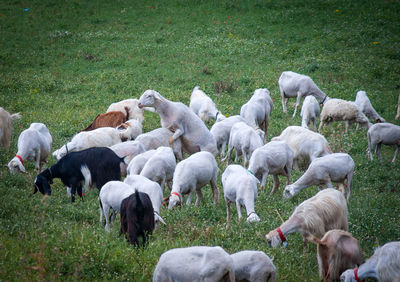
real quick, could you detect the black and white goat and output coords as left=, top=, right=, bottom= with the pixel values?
left=34, top=147, right=125, bottom=202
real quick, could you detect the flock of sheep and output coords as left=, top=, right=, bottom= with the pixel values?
left=1, top=70, right=400, bottom=281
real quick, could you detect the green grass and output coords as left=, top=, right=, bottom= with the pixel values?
left=1, top=0, right=400, bottom=280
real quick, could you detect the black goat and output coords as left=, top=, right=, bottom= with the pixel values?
left=120, top=191, right=155, bottom=247
left=34, top=147, right=125, bottom=202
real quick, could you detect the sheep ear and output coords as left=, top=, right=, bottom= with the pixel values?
left=18, top=163, right=26, bottom=173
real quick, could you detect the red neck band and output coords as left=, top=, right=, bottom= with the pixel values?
left=276, top=227, right=287, bottom=243
left=354, top=268, right=361, bottom=282
left=15, top=155, right=24, bottom=165
left=171, top=192, right=181, bottom=201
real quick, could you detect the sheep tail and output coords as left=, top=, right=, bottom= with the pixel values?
left=305, top=232, right=324, bottom=245
left=124, top=106, right=130, bottom=120
left=80, top=165, right=92, bottom=189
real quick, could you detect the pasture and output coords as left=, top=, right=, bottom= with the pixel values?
left=1, top=0, right=399, bottom=280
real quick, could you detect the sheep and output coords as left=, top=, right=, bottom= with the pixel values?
left=138, top=89, right=218, bottom=156
left=354, top=90, right=385, bottom=123
left=135, top=127, right=183, bottom=160
left=168, top=151, right=219, bottom=209
left=116, top=118, right=142, bottom=140
left=222, top=121, right=264, bottom=167
left=80, top=110, right=129, bottom=132
left=120, top=191, right=155, bottom=247
left=319, top=98, right=372, bottom=132
left=340, top=241, right=400, bottom=282
left=278, top=71, right=329, bottom=117
left=248, top=140, right=294, bottom=193
left=152, top=246, right=235, bottom=282
left=265, top=188, right=348, bottom=252
left=210, top=115, right=248, bottom=157
left=240, top=88, right=273, bottom=139
left=139, top=146, right=176, bottom=192
left=271, top=126, right=332, bottom=170
left=109, top=141, right=145, bottom=176
left=106, top=98, right=154, bottom=124
left=230, top=250, right=276, bottom=282
left=8, top=123, right=52, bottom=173
left=396, top=94, right=400, bottom=120
left=283, top=153, right=355, bottom=200
left=0, top=107, right=20, bottom=149
left=126, top=149, right=156, bottom=175
left=189, top=86, right=226, bottom=123
left=222, top=164, right=260, bottom=223
left=307, top=229, right=362, bottom=281
left=300, top=95, right=320, bottom=131
left=34, top=147, right=125, bottom=202
left=367, top=122, right=400, bottom=163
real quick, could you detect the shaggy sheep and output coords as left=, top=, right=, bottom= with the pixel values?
left=230, top=250, right=276, bottom=282
left=189, top=86, right=226, bottom=123
left=354, top=90, right=385, bottom=123
left=0, top=107, right=20, bottom=149
left=300, top=95, right=320, bottom=131
left=367, top=122, right=400, bottom=163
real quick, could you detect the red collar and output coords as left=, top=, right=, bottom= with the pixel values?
left=15, top=155, right=24, bottom=165
left=171, top=192, right=181, bottom=201
left=276, top=227, right=287, bottom=243
left=354, top=268, right=361, bottom=282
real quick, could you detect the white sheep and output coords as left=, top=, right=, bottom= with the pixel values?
left=139, top=146, right=176, bottom=192
left=135, top=127, right=183, bottom=160
left=106, top=98, right=154, bottom=124
left=138, top=89, right=218, bottom=156
left=240, top=88, right=273, bottom=139
left=189, top=86, right=226, bottom=123
left=319, top=98, right=372, bottom=132
left=340, top=241, right=400, bottom=282
left=248, top=140, right=294, bottom=193
left=109, top=141, right=146, bottom=176
left=210, top=115, right=248, bottom=157
left=8, top=123, right=52, bottom=173
left=153, top=246, right=235, bottom=282
left=367, top=122, right=400, bottom=163
left=126, top=149, right=156, bottom=175
left=222, top=122, right=264, bottom=167
left=300, top=95, right=320, bottom=131
left=354, top=90, right=385, bottom=123
left=230, top=250, right=276, bottom=282
left=396, top=94, right=400, bottom=120
left=265, top=188, right=348, bottom=251
left=116, top=118, right=142, bottom=140
left=168, top=151, right=219, bottom=209
left=271, top=126, right=332, bottom=170
left=278, top=71, right=329, bottom=117
left=0, top=107, right=20, bottom=149
left=222, top=164, right=260, bottom=223
left=283, top=153, right=354, bottom=200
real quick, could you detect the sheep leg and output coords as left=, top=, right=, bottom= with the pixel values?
left=70, top=185, right=77, bottom=203
left=226, top=199, right=231, bottom=222
left=376, top=143, right=382, bottom=161
left=234, top=149, right=239, bottom=163
left=292, top=92, right=302, bottom=118
left=260, top=173, right=267, bottom=191
left=167, top=180, right=173, bottom=191
left=236, top=200, right=243, bottom=221
left=34, top=149, right=41, bottom=172
left=220, top=142, right=226, bottom=157
left=302, top=237, right=308, bottom=254
left=271, top=175, right=280, bottom=194
left=186, top=191, right=194, bottom=205
left=392, top=145, right=399, bottom=163
left=344, top=121, right=349, bottom=133
left=222, top=145, right=232, bottom=164
left=195, top=189, right=203, bottom=207
left=243, top=152, right=248, bottom=168
left=210, top=178, right=219, bottom=204
left=104, top=205, right=111, bottom=231
left=169, top=129, right=183, bottom=147
left=281, top=92, right=288, bottom=113
left=318, top=120, right=325, bottom=132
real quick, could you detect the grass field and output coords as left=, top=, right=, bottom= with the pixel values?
left=1, top=0, right=400, bottom=280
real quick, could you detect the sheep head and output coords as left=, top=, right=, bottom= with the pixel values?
left=8, top=157, right=26, bottom=174
left=339, top=269, right=357, bottom=282
left=265, top=228, right=287, bottom=248
left=283, top=185, right=296, bottom=199
left=138, top=89, right=160, bottom=109
left=168, top=192, right=181, bottom=210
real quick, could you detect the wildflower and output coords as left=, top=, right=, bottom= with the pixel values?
left=335, top=9, right=340, bottom=12
left=373, top=41, right=379, bottom=45
left=228, top=33, right=233, bottom=38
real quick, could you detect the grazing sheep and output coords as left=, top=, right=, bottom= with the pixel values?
left=223, top=122, right=264, bottom=167
left=126, top=150, right=156, bottom=175
left=340, top=241, right=400, bottom=282
left=278, top=71, right=329, bottom=117
left=248, top=140, right=294, bottom=193
left=283, top=153, right=355, bottom=200
left=300, top=95, right=320, bottom=131
left=139, top=146, right=176, bottom=192
left=135, top=127, right=183, bottom=160
left=152, top=246, right=235, bottom=282
left=308, top=229, right=362, bottom=281
left=319, top=98, right=372, bottom=132
left=0, top=107, right=20, bottom=149
left=367, top=122, right=400, bottom=163
left=116, top=118, right=143, bottom=140
left=210, top=115, right=248, bottom=157
left=168, top=151, right=219, bottom=209
left=8, top=123, right=52, bottom=173
left=80, top=110, right=129, bottom=132
left=189, top=86, right=226, bottom=123
left=354, top=90, right=385, bottom=123
left=222, top=164, right=260, bottom=223
left=106, top=98, right=154, bottom=124
left=138, top=89, right=218, bottom=156
left=271, top=126, right=332, bottom=170
left=396, top=94, right=400, bottom=120
left=240, top=88, right=273, bottom=139
left=120, top=191, right=155, bottom=246
left=265, top=189, right=348, bottom=252
left=230, top=250, right=276, bottom=282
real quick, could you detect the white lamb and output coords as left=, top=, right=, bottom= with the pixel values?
left=240, top=88, right=273, bottom=139
left=0, top=107, right=20, bottom=149
left=8, top=123, right=52, bottom=173
left=126, top=150, right=156, bottom=175
left=116, top=118, right=142, bottom=140
left=106, top=98, right=154, bottom=124
left=340, top=241, right=400, bottom=282
left=230, top=251, right=276, bottom=282
left=300, top=95, right=320, bottom=131
left=271, top=126, right=332, bottom=170
left=222, top=122, right=264, bottom=167
left=319, top=98, right=372, bottom=132
left=265, top=188, right=348, bottom=251
left=189, top=86, right=226, bottom=123
left=248, top=140, right=294, bottom=193
left=354, top=90, right=385, bottom=123
left=284, top=153, right=354, bottom=200
left=222, top=164, right=260, bottom=223
left=152, top=246, right=235, bottom=282
left=278, top=71, right=329, bottom=117
left=367, top=122, right=400, bottom=163
left=168, top=151, right=219, bottom=209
